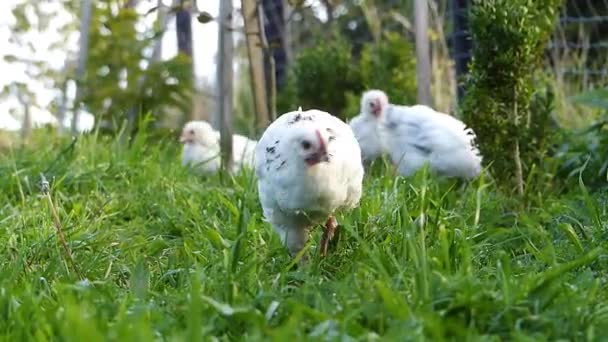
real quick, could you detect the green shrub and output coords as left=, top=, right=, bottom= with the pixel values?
left=84, top=4, right=192, bottom=131
left=279, top=33, right=417, bottom=121
left=462, top=0, right=562, bottom=193
left=360, top=32, right=417, bottom=106
left=276, top=72, right=298, bottom=118
left=342, top=32, right=417, bottom=119
left=277, top=39, right=362, bottom=120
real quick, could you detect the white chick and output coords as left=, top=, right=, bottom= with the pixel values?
left=255, top=108, right=364, bottom=259
left=349, top=89, right=390, bottom=162
left=180, top=120, right=256, bottom=174
left=370, top=91, right=482, bottom=179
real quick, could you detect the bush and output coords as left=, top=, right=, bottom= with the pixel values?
left=277, top=40, right=363, bottom=120
left=342, top=32, right=417, bottom=119
left=360, top=32, right=417, bottom=106
left=279, top=33, right=417, bottom=121
left=84, top=4, right=192, bottom=131
left=462, top=0, right=562, bottom=193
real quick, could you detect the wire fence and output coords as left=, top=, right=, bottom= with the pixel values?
left=548, top=0, right=608, bottom=84
left=449, top=0, right=608, bottom=99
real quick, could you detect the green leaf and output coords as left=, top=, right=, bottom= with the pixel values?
left=557, top=223, right=584, bottom=254
left=202, top=227, right=231, bottom=250
left=3, top=55, right=19, bottom=63
left=196, top=12, right=214, bottom=24
left=201, top=295, right=248, bottom=316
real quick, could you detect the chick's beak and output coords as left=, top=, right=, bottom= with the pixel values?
left=305, top=130, right=330, bottom=166
left=179, top=132, right=190, bottom=143
left=305, top=151, right=329, bottom=166
left=371, top=99, right=382, bottom=117
left=307, top=152, right=329, bottom=164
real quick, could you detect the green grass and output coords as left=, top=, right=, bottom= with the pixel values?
left=0, top=130, right=606, bottom=341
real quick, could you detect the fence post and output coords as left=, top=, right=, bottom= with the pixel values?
left=414, top=0, right=432, bottom=106
left=217, top=0, right=234, bottom=171
left=176, top=0, right=193, bottom=57
left=451, top=0, right=472, bottom=103
left=242, top=0, right=270, bottom=132
left=151, top=0, right=167, bottom=63
left=261, top=0, right=288, bottom=90
left=57, top=70, right=69, bottom=134
left=72, top=0, right=93, bottom=135
left=16, top=90, right=31, bottom=141
left=176, top=0, right=197, bottom=124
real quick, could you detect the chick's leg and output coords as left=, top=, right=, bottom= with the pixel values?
left=282, top=227, right=310, bottom=261
left=319, top=216, right=338, bottom=257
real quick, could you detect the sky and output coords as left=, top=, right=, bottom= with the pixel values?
left=0, top=0, right=221, bottom=122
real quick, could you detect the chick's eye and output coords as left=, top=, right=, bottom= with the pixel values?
left=301, top=140, right=311, bottom=150
left=189, top=129, right=195, bottom=134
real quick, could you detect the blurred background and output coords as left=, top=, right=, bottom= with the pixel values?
left=0, top=0, right=606, bottom=138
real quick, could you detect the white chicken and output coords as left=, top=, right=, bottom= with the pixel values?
left=180, top=120, right=256, bottom=174
left=365, top=90, right=482, bottom=179
left=349, top=90, right=390, bottom=162
left=0, top=112, right=21, bottom=131
left=28, top=106, right=59, bottom=128
left=255, top=107, right=364, bottom=259
left=62, top=109, right=96, bottom=133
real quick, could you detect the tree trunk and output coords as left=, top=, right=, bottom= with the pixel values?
left=72, top=0, right=93, bottom=135
left=218, top=0, right=234, bottom=171
left=261, top=0, right=288, bottom=90
left=258, top=4, right=277, bottom=121
left=147, top=0, right=168, bottom=123
left=176, top=0, right=196, bottom=123
left=20, top=98, right=31, bottom=142
left=321, top=0, right=334, bottom=27
left=451, top=0, right=472, bottom=102
left=152, top=0, right=167, bottom=62
left=242, top=0, right=270, bottom=132
left=124, top=0, right=141, bottom=142
left=176, top=0, right=193, bottom=57
left=57, top=72, right=69, bottom=134
left=414, top=0, right=431, bottom=106
left=513, top=139, right=524, bottom=196
left=513, top=100, right=524, bottom=196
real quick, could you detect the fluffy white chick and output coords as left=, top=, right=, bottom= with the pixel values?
left=180, top=121, right=222, bottom=173
left=349, top=90, right=390, bottom=162
left=374, top=91, right=482, bottom=179
left=255, top=108, right=364, bottom=259
left=180, top=120, right=256, bottom=174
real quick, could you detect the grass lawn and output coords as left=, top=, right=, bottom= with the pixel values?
left=0, top=131, right=606, bottom=340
